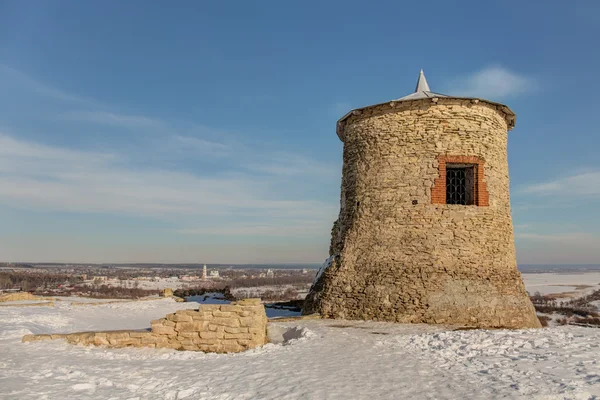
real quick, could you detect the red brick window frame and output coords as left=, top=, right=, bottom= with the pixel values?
left=431, top=155, right=489, bottom=206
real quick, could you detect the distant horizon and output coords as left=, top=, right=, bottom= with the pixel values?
left=4, top=261, right=600, bottom=272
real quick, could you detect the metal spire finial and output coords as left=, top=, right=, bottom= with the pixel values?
left=415, top=69, right=431, bottom=93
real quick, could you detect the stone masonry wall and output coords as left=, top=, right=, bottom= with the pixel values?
left=303, top=98, right=540, bottom=329
left=22, top=299, right=267, bottom=353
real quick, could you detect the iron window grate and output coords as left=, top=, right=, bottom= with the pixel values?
left=446, top=168, right=469, bottom=205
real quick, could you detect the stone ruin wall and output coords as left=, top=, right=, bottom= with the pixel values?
left=0, top=292, right=44, bottom=302
left=304, top=98, right=540, bottom=328
left=22, top=299, right=268, bottom=353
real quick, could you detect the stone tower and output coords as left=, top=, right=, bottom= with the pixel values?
left=304, top=71, right=540, bottom=329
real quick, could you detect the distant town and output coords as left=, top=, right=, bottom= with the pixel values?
left=0, top=262, right=319, bottom=301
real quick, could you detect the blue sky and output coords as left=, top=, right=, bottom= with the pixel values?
left=0, top=0, right=599, bottom=264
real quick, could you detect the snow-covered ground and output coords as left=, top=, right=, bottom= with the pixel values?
left=53, top=296, right=131, bottom=304
left=0, top=300, right=53, bottom=305
left=522, top=272, right=600, bottom=297
left=1, top=298, right=600, bottom=399
left=86, top=277, right=191, bottom=291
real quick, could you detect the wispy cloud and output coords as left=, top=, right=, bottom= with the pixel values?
left=0, top=65, right=340, bottom=249
left=0, top=133, right=338, bottom=235
left=447, top=66, right=536, bottom=100
left=0, top=64, right=90, bottom=103
left=59, top=111, right=162, bottom=128
left=520, top=170, right=600, bottom=197
left=0, top=134, right=114, bottom=162
left=173, top=135, right=230, bottom=156
left=1, top=65, right=168, bottom=131
left=244, top=153, right=338, bottom=178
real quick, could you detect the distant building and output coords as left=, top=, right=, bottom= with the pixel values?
left=266, top=269, right=274, bottom=278
left=209, top=270, right=219, bottom=278
left=202, top=264, right=207, bottom=280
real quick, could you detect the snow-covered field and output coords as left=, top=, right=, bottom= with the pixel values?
left=53, top=296, right=131, bottom=304
left=89, top=277, right=192, bottom=291
left=522, top=272, right=600, bottom=297
left=1, top=298, right=600, bottom=399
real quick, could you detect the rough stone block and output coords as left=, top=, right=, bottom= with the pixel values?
left=219, top=305, right=243, bottom=313
left=152, top=325, right=176, bottom=336
left=166, top=313, right=192, bottom=323
left=178, top=338, right=194, bottom=346
left=198, top=344, right=220, bottom=353
left=22, top=334, right=51, bottom=342
left=212, top=310, right=234, bottom=318
left=68, top=332, right=95, bottom=345
left=50, top=334, right=67, bottom=340
left=117, top=339, right=141, bottom=347
left=175, top=322, right=194, bottom=332
left=192, top=321, right=209, bottom=331
left=238, top=317, right=254, bottom=327
left=236, top=299, right=261, bottom=306
left=178, top=331, right=199, bottom=338
left=141, top=336, right=159, bottom=344
left=193, top=337, right=219, bottom=345
left=224, top=327, right=248, bottom=334
left=130, top=331, right=152, bottom=338
left=191, top=312, right=213, bottom=321
left=220, top=340, right=243, bottom=353
left=198, top=304, right=221, bottom=312
left=199, top=331, right=219, bottom=339
left=223, top=333, right=252, bottom=340
left=164, top=342, right=182, bottom=350
left=210, top=317, right=240, bottom=328
left=94, top=336, right=110, bottom=346
left=176, top=309, right=195, bottom=315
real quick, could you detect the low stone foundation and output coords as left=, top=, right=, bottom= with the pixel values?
left=22, top=299, right=267, bottom=353
left=0, top=292, right=45, bottom=302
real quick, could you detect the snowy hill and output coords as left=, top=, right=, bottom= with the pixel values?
left=1, top=298, right=599, bottom=399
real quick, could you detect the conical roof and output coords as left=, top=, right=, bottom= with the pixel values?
left=415, top=69, right=430, bottom=91
left=397, top=70, right=448, bottom=100
left=336, top=69, right=516, bottom=140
